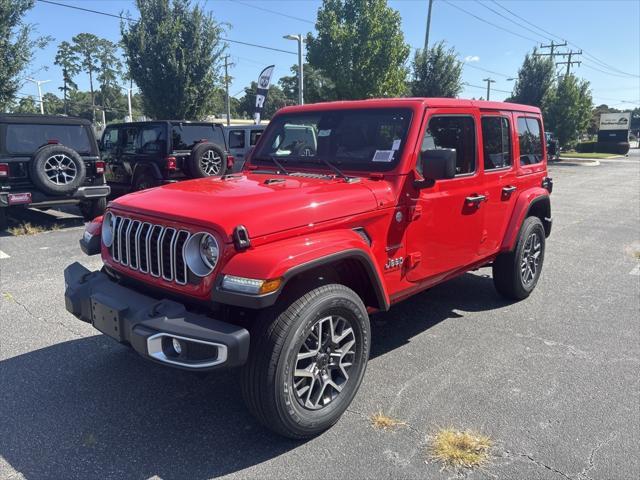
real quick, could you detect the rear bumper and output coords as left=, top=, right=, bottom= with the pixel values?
left=0, top=185, right=110, bottom=208
left=64, top=262, right=250, bottom=371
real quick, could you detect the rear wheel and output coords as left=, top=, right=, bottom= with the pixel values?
left=241, top=284, right=370, bottom=439
left=132, top=171, right=158, bottom=192
left=493, top=216, right=546, bottom=300
left=30, top=145, right=86, bottom=196
left=79, top=197, right=107, bottom=222
left=187, top=142, right=227, bottom=178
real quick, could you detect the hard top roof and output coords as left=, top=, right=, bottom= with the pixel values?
left=0, top=113, right=92, bottom=125
left=106, top=120, right=224, bottom=128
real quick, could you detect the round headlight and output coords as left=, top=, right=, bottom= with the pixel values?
left=184, top=232, right=219, bottom=277
left=102, top=212, right=114, bottom=248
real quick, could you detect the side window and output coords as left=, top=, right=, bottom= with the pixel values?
left=481, top=116, right=512, bottom=170
left=101, top=127, right=119, bottom=152
left=517, top=117, right=543, bottom=165
left=422, top=116, right=476, bottom=175
left=136, top=125, right=166, bottom=154
left=249, top=130, right=262, bottom=146
left=228, top=130, right=245, bottom=149
left=122, top=127, right=139, bottom=154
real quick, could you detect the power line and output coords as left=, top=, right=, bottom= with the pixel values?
left=441, top=0, right=539, bottom=44
left=228, top=0, right=314, bottom=25
left=488, top=0, right=564, bottom=43
left=464, top=83, right=511, bottom=94
left=36, top=0, right=297, bottom=55
left=463, top=62, right=512, bottom=79
left=475, top=1, right=549, bottom=43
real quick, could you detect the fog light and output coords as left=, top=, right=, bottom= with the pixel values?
left=172, top=338, right=183, bottom=355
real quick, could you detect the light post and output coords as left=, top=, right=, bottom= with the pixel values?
left=26, top=78, right=51, bottom=114
left=284, top=34, right=304, bottom=105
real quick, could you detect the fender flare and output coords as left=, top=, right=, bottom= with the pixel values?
left=131, top=162, right=163, bottom=185
left=212, top=230, right=390, bottom=310
left=501, top=188, right=551, bottom=252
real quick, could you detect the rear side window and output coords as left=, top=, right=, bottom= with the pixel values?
left=517, top=117, right=543, bottom=165
left=6, top=124, right=92, bottom=154
left=228, top=130, right=245, bottom=149
left=137, top=125, right=166, bottom=154
left=481, top=116, right=512, bottom=170
left=249, top=130, right=262, bottom=146
left=172, top=124, right=225, bottom=150
left=422, top=116, right=476, bottom=175
left=101, top=127, right=119, bottom=153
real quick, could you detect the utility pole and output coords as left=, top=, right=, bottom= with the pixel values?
left=424, top=0, right=434, bottom=51
left=556, top=50, right=582, bottom=76
left=483, top=78, right=496, bottom=101
left=224, top=55, right=231, bottom=126
left=536, top=40, right=568, bottom=57
left=26, top=78, right=51, bottom=114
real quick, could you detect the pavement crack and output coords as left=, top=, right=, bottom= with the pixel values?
left=577, top=432, right=617, bottom=480
left=8, top=293, right=83, bottom=338
left=505, top=450, right=574, bottom=480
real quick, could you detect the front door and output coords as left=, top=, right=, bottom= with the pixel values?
left=405, top=109, right=486, bottom=283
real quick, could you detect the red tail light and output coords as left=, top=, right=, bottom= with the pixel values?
left=47, top=139, right=60, bottom=145
left=95, top=161, right=105, bottom=175
left=166, top=156, right=177, bottom=171
left=0, top=163, right=8, bottom=177
left=227, top=154, right=235, bottom=169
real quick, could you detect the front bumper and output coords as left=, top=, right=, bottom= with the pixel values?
left=64, top=262, right=250, bottom=370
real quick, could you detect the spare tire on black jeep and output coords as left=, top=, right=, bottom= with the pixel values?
left=30, top=144, right=86, bottom=195
left=187, top=142, right=226, bottom=178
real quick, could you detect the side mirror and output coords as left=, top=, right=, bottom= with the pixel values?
left=416, top=148, right=456, bottom=187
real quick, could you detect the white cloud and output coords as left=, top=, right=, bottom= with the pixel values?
left=464, top=55, right=480, bottom=63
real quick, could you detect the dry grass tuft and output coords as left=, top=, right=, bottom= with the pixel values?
left=428, top=427, right=492, bottom=470
left=2, top=292, right=14, bottom=301
left=370, top=411, right=407, bottom=430
left=7, top=222, right=59, bottom=236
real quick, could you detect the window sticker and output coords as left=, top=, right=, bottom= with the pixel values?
left=318, top=129, right=331, bottom=137
left=392, top=139, right=401, bottom=151
left=372, top=150, right=395, bottom=162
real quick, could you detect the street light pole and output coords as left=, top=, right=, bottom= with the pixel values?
left=284, top=34, right=304, bottom=105
left=26, top=78, right=51, bottom=114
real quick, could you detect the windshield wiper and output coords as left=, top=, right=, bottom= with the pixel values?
left=255, top=154, right=290, bottom=175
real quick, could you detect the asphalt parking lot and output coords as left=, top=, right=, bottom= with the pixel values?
left=1, top=152, right=639, bottom=480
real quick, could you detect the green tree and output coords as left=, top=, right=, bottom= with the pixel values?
left=0, top=0, right=50, bottom=110
left=121, top=0, right=226, bottom=119
left=54, top=41, right=80, bottom=114
left=96, top=39, right=123, bottom=122
left=238, top=82, right=288, bottom=120
left=279, top=64, right=336, bottom=104
left=509, top=48, right=555, bottom=108
left=71, top=33, right=102, bottom=121
left=12, top=96, right=38, bottom=113
left=306, top=0, right=410, bottom=100
left=42, top=92, right=64, bottom=115
left=411, top=41, right=463, bottom=98
left=544, top=74, right=593, bottom=147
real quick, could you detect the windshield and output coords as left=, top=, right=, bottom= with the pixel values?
left=6, top=124, right=92, bottom=155
left=253, top=108, right=412, bottom=172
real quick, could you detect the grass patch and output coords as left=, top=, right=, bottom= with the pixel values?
left=561, top=151, right=620, bottom=159
left=7, top=222, right=59, bottom=236
left=2, top=292, right=14, bottom=301
left=428, top=427, right=492, bottom=470
left=370, top=411, right=406, bottom=430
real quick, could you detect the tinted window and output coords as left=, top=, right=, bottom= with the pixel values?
left=137, top=125, right=166, bottom=154
left=171, top=124, right=225, bottom=150
left=249, top=130, right=262, bottom=146
left=6, top=124, right=92, bottom=154
left=481, top=116, right=512, bottom=170
left=228, top=130, right=245, bottom=149
left=517, top=117, right=543, bottom=165
left=254, top=108, right=412, bottom=172
left=101, top=127, right=119, bottom=153
left=422, top=116, right=476, bottom=175
left=122, top=127, right=139, bottom=154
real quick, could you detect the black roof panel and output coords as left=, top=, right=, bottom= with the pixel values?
left=0, top=114, right=92, bottom=126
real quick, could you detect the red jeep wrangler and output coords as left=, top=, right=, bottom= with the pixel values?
left=64, top=98, right=552, bottom=438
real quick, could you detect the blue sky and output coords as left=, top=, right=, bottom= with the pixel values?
left=22, top=0, right=640, bottom=109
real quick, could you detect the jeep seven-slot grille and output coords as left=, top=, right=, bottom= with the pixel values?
left=110, top=215, right=191, bottom=285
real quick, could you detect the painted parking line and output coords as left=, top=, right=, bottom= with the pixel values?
left=0, top=250, right=10, bottom=259
left=630, top=264, right=640, bottom=276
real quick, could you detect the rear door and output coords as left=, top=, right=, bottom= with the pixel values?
left=477, top=111, right=518, bottom=256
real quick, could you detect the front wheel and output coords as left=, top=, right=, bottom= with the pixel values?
left=493, top=216, right=546, bottom=300
left=241, top=284, right=370, bottom=439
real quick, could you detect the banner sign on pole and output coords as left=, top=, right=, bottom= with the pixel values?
left=254, top=65, right=275, bottom=125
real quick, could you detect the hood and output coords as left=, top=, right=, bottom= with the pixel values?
left=111, top=173, right=380, bottom=240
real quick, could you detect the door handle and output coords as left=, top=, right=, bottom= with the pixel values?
left=465, top=194, right=487, bottom=204
left=502, top=186, right=517, bottom=194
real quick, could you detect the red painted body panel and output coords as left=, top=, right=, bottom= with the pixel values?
left=97, top=98, right=549, bottom=310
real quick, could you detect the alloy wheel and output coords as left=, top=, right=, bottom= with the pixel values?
left=520, top=232, right=541, bottom=286
left=200, top=149, right=222, bottom=176
left=293, top=315, right=357, bottom=410
left=44, top=154, right=77, bottom=185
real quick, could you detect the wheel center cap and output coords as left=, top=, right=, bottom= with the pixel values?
left=316, top=353, right=329, bottom=369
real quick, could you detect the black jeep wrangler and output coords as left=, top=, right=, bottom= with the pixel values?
left=100, top=121, right=232, bottom=194
left=0, top=114, right=109, bottom=230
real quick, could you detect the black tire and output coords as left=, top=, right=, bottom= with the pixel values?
left=241, top=284, right=370, bottom=439
left=187, top=142, right=227, bottom=178
left=132, top=171, right=158, bottom=192
left=493, top=216, right=546, bottom=300
left=29, top=145, right=86, bottom=196
left=79, top=197, right=107, bottom=222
